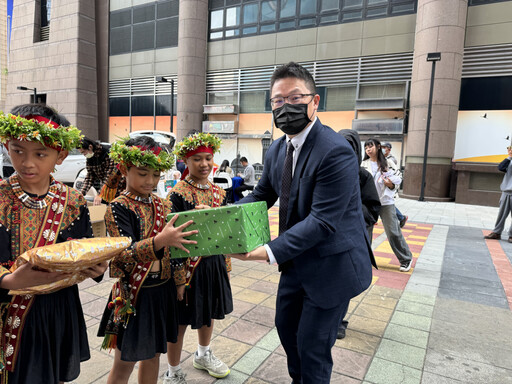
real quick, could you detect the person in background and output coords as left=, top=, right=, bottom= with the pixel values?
left=1, top=145, right=15, bottom=178
left=338, top=129, right=380, bottom=339
left=362, top=138, right=413, bottom=272
left=215, top=159, right=233, bottom=178
left=78, top=137, right=115, bottom=205
left=234, top=156, right=256, bottom=199
left=484, top=146, right=512, bottom=242
left=381, top=142, right=408, bottom=228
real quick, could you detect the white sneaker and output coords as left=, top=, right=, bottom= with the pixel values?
left=400, top=258, right=413, bottom=272
left=163, top=368, right=187, bottom=384
left=193, top=349, right=230, bottom=378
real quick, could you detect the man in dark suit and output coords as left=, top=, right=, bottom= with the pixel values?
left=231, top=62, right=374, bottom=383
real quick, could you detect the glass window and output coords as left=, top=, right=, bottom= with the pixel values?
left=226, top=7, right=240, bottom=27
left=156, top=17, right=178, bottom=48
left=111, top=9, right=132, bottom=28
left=279, top=20, right=295, bottom=30
left=300, top=0, right=317, bottom=15
left=240, top=91, right=271, bottom=113
left=109, top=97, right=130, bottom=116
left=133, top=4, right=155, bottom=24
left=211, top=9, right=224, bottom=29
left=320, top=14, right=338, bottom=23
left=156, top=95, right=176, bottom=115
left=299, top=17, right=316, bottom=26
left=392, top=3, right=414, bottom=13
left=342, top=0, right=363, bottom=8
left=225, top=28, right=240, bottom=37
left=366, top=6, right=388, bottom=17
left=110, top=26, right=131, bottom=55
left=368, top=0, right=388, bottom=4
left=157, top=0, right=179, bottom=19
left=342, top=10, right=362, bottom=20
left=41, top=0, right=51, bottom=27
left=210, top=0, right=224, bottom=9
left=359, top=83, right=405, bottom=99
left=321, top=0, right=339, bottom=11
left=261, top=1, right=276, bottom=21
left=226, top=0, right=241, bottom=5
left=242, top=26, right=258, bottom=35
left=326, top=86, right=356, bottom=111
left=208, top=91, right=238, bottom=104
left=132, top=21, right=155, bottom=51
left=131, top=96, right=154, bottom=116
left=260, top=23, right=276, bottom=33
left=280, top=0, right=297, bottom=18
left=210, top=31, right=223, bottom=39
left=243, top=3, right=259, bottom=24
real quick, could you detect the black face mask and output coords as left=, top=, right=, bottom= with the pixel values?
left=273, top=103, right=311, bottom=136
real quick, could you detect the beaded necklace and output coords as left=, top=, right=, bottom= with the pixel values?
left=185, top=176, right=222, bottom=208
left=121, top=190, right=153, bottom=204
left=9, top=174, right=61, bottom=209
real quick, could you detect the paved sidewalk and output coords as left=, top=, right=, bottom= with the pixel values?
left=74, top=199, right=512, bottom=384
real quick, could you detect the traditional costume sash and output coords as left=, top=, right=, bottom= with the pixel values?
left=101, top=197, right=165, bottom=351
left=184, top=183, right=223, bottom=289
left=2, top=183, right=69, bottom=373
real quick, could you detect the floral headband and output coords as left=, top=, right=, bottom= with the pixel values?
left=174, top=132, right=222, bottom=159
left=0, top=113, right=82, bottom=151
left=109, top=138, right=175, bottom=171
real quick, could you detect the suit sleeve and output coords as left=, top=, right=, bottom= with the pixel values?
left=499, top=158, right=511, bottom=173
left=268, top=144, right=360, bottom=265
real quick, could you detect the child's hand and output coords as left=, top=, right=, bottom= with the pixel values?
left=154, top=214, right=198, bottom=252
left=0, top=263, right=72, bottom=290
left=195, top=204, right=210, bottom=210
left=177, top=284, right=185, bottom=301
left=81, top=261, right=108, bottom=279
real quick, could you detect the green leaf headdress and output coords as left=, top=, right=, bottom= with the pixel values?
left=0, top=113, right=82, bottom=151
left=109, top=138, right=175, bottom=171
left=174, top=132, right=222, bottom=159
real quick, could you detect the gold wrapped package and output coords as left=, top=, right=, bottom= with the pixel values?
left=9, top=237, right=131, bottom=295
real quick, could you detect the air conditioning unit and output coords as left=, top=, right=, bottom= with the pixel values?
left=202, top=121, right=238, bottom=134
left=352, top=118, right=404, bottom=134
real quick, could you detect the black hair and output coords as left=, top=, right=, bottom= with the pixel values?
left=80, top=136, right=97, bottom=151
left=270, top=62, right=316, bottom=94
left=240, top=156, right=248, bottom=163
left=125, top=135, right=160, bottom=150
left=219, top=159, right=230, bottom=172
left=363, top=138, right=388, bottom=173
left=10, top=104, right=70, bottom=127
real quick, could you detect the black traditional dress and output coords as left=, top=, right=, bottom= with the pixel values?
left=0, top=175, right=93, bottom=384
left=167, top=177, right=233, bottom=328
left=97, top=192, right=185, bottom=362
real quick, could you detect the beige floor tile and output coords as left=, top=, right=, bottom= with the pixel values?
left=230, top=275, right=259, bottom=288
left=348, top=314, right=388, bottom=337
left=353, top=303, right=394, bottom=322
left=336, top=329, right=381, bottom=355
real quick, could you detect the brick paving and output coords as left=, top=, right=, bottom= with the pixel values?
left=72, top=201, right=512, bottom=384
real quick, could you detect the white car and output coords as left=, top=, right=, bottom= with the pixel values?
left=52, top=148, right=86, bottom=185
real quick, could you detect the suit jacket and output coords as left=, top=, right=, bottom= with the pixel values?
left=240, top=119, right=373, bottom=309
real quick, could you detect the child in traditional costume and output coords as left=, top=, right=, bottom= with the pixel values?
left=0, top=104, right=108, bottom=384
left=98, top=136, right=197, bottom=384
left=164, top=133, right=233, bottom=383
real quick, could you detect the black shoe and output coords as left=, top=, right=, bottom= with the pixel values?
left=336, top=327, right=346, bottom=339
left=399, top=215, right=408, bottom=228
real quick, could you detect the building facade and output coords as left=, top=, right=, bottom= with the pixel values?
left=0, top=0, right=7, bottom=112
left=5, top=0, right=512, bottom=205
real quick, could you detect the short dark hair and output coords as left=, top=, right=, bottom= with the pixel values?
left=125, top=135, right=160, bottom=150
left=382, top=142, right=392, bottom=149
left=240, top=157, right=248, bottom=163
left=80, top=136, right=97, bottom=150
left=270, top=62, right=316, bottom=94
left=10, top=103, right=70, bottom=127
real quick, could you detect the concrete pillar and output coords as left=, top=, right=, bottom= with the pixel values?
left=403, top=0, right=468, bottom=200
left=177, top=0, right=208, bottom=141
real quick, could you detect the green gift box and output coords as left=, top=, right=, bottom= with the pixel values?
left=166, top=201, right=271, bottom=258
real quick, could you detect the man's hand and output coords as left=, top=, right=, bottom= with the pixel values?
left=0, top=263, right=72, bottom=290
left=195, top=204, right=210, bottom=210
left=81, top=261, right=108, bottom=279
left=176, top=284, right=185, bottom=301
left=228, top=246, right=268, bottom=262
left=93, top=195, right=103, bottom=205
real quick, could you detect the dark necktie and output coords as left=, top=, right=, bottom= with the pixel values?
left=279, top=141, right=294, bottom=235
